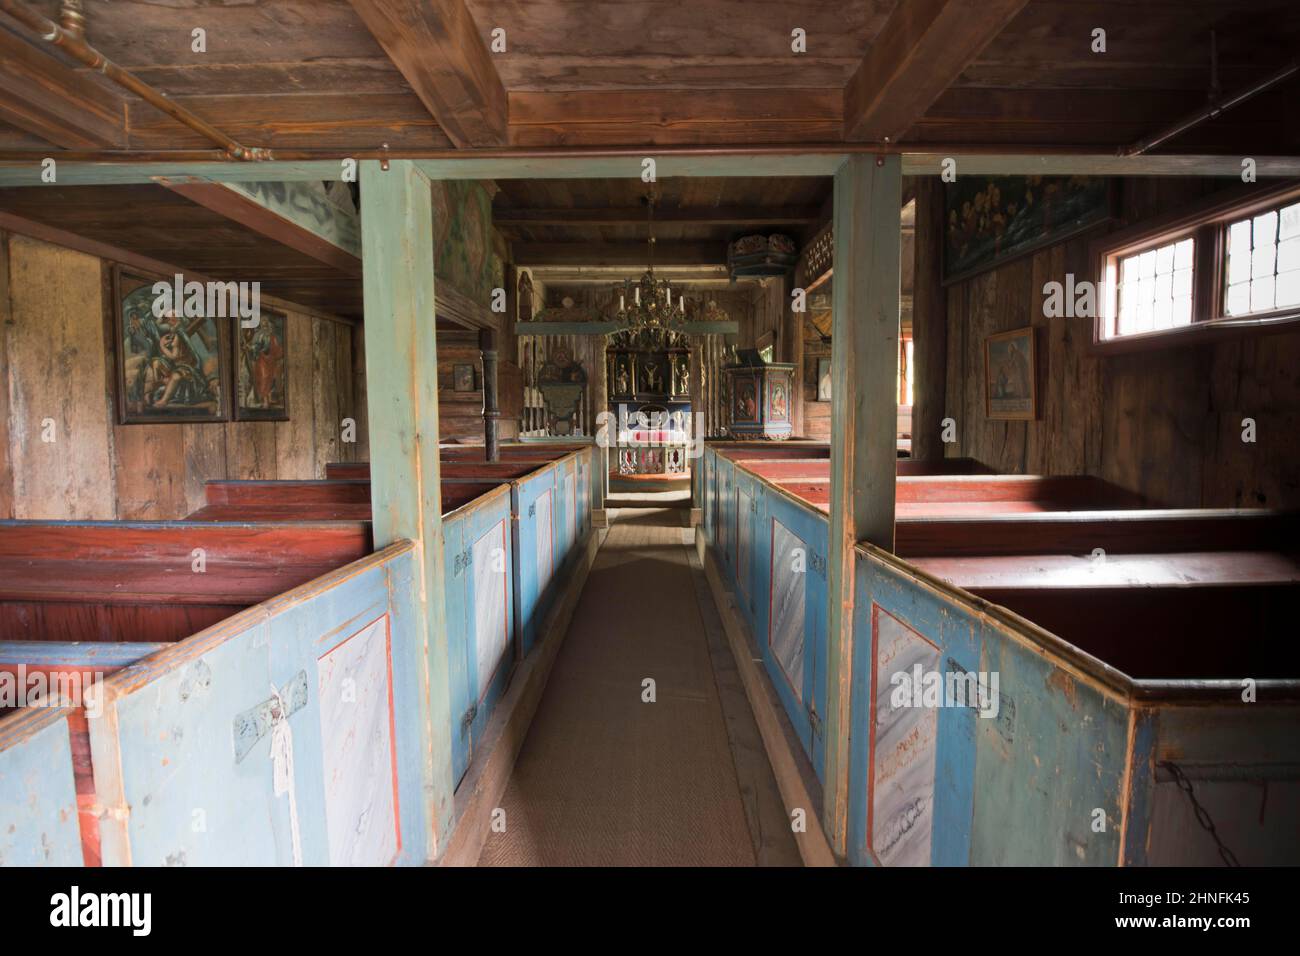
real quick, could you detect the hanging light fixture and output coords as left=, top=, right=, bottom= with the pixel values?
left=612, top=190, right=688, bottom=343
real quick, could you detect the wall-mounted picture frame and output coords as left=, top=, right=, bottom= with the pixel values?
left=453, top=363, right=476, bottom=392
left=234, top=309, right=289, bottom=421
left=816, top=357, right=832, bottom=401
left=984, top=326, right=1037, bottom=421
left=113, top=266, right=229, bottom=424
left=943, top=175, right=1114, bottom=285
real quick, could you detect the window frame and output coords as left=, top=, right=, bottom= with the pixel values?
left=1091, top=181, right=1300, bottom=352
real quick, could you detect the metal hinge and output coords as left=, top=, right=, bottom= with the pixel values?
left=809, top=706, right=823, bottom=739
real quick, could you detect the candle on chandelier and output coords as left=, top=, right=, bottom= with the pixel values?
left=635, top=287, right=640, bottom=305
left=620, top=293, right=625, bottom=311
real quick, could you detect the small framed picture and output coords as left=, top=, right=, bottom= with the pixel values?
left=234, top=309, right=289, bottom=421
left=984, top=326, right=1037, bottom=420
left=114, top=266, right=229, bottom=424
left=453, top=363, right=476, bottom=392
left=816, top=357, right=831, bottom=401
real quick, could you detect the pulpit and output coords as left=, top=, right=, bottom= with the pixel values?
left=724, top=350, right=794, bottom=440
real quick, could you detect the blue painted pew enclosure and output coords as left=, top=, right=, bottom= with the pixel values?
left=846, top=544, right=1300, bottom=866
left=84, top=542, right=434, bottom=866
left=703, top=446, right=830, bottom=781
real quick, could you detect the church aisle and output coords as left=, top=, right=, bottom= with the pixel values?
left=478, top=505, right=795, bottom=866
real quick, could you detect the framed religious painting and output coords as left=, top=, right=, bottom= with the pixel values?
left=984, top=326, right=1037, bottom=421
left=943, top=175, right=1114, bottom=285
left=113, top=266, right=229, bottom=424
left=453, top=363, right=476, bottom=392
left=234, top=309, right=289, bottom=421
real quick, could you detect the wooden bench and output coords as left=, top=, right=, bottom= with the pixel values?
left=770, top=473, right=1146, bottom=517
left=731, top=457, right=991, bottom=480
left=187, top=471, right=531, bottom=521
left=898, top=507, right=1300, bottom=680
left=0, top=521, right=371, bottom=643
left=326, top=443, right=585, bottom=480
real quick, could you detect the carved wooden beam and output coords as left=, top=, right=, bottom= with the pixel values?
left=347, top=0, right=507, bottom=148
left=843, top=0, right=1029, bottom=143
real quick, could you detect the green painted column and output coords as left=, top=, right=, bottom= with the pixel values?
left=360, top=159, right=454, bottom=857
left=824, top=154, right=902, bottom=857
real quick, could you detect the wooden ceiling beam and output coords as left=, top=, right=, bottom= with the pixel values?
left=346, top=0, right=507, bottom=148
left=512, top=241, right=728, bottom=268
left=843, top=0, right=1030, bottom=143
left=156, top=180, right=362, bottom=276
left=0, top=28, right=126, bottom=149
left=508, top=89, right=841, bottom=147
left=493, top=205, right=822, bottom=228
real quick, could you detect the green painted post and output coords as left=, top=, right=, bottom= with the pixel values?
left=824, top=154, right=901, bottom=858
left=360, top=159, right=454, bottom=858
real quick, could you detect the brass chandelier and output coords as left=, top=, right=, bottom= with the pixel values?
left=612, top=191, right=688, bottom=337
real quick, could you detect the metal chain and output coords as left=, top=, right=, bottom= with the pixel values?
left=1160, top=760, right=1240, bottom=867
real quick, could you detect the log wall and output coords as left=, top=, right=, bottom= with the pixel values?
left=0, top=232, right=368, bottom=520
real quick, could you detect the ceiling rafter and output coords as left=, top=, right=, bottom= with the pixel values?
left=0, top=26, right=125, bottom=149
left=843, top=0, right=1031, bottom=143
left=347, top=0, right=507, bottom=148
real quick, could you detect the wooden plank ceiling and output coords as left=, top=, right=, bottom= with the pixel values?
left=0, top=0, right=1296, bottom=156
left=495, top=175, right=831, bottom=267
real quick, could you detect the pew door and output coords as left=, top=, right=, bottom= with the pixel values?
left=554, top=462, right=575, bottom=565
left=717, top=459, right=734, bottom=573
left=465, top=500, right=515, bottom=763
left=441, top=516, right=474, bottom=787
left=576, top=452, right=589, bottom=538
left=734, top=473, right=760, bottom=628
left=763, top=495, right=829, bottom=780
left=513, top=469, right=556, bottom=657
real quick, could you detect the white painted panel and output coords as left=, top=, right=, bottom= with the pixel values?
left=871, top=607, right=940, bottom=867
left=565, top=473, right=576, bottom=544
left=473, top=519, right=511, bottom=700
left=317, top=617, right=398, bottom=867
left=736, top=488, right=752, bottom=596
left=769, top=519, right=806, bottom=702
left=536, top=488, right=553, bottom=583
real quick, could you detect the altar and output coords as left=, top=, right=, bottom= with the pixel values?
left=613, top=404, right=693, bottom=476
left=608, top=331, right=693, bottom=479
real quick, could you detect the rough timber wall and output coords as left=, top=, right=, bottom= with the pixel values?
left=0, top=232, right=368, bottom=520
left=941, top=178, right=1300, bottom=509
